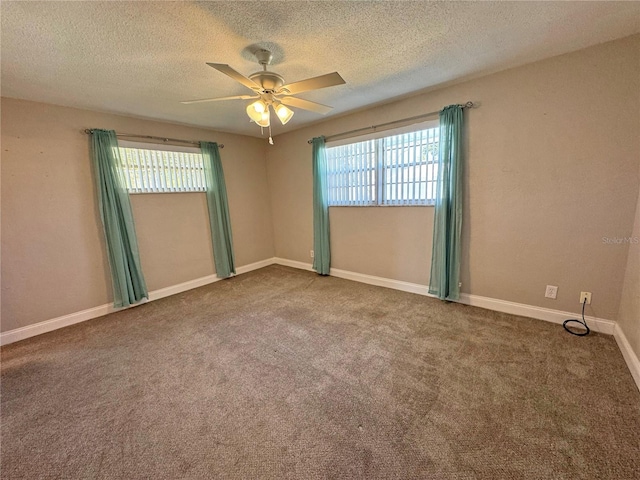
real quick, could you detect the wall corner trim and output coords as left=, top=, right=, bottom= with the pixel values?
left=614, top=323, right=640, bottom=392
left=0, top=257, right=277, bottom=346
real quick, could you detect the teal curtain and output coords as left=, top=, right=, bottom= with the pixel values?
left=429, top=105, right=464, bottom=300
left=90, top=129, right=148, bottom=307
left=201, top=141, right=236, bottom=278
left=312, top=136, right=330, bottom=275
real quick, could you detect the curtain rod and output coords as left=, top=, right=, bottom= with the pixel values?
left=307, top=101, right=475, bottom=144
left=83, top=129, right=224, bottom=149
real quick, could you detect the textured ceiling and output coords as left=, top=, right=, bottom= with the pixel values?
left=2, top=1, right=640, bottom=137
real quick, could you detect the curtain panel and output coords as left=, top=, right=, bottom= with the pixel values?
left=312, top=136, right=331, bottom=275
left=429, top=105, right=464, bottom=300
left=90, top=129, right=148, bottom=307
left=201, top=141, right=236, bottom=278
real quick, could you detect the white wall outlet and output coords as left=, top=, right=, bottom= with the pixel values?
left=545, top=285, right=558, bottom=299
left=310, top=250, right=314, bottom=258
left=580, top=292, right=592, bottom=304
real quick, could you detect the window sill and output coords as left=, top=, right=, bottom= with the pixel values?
left=128, top=190, right=206, bottom=195
left=329, top=204, right=434, bottom=208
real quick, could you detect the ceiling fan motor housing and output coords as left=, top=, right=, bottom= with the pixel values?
left=249, top=71, right=285, bottom=92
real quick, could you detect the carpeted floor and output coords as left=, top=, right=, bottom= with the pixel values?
left=2, top=265, right=639, bottom=479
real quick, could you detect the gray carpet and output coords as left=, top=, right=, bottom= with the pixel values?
left=2, top=265, right=639, bottom=479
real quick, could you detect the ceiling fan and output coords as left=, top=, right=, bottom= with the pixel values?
left=181, top=49, right=345, bottom=140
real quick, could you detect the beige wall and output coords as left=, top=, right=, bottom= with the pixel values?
left=130, top=193, right=215, bottom=292
left=618, top=172, right=640, bottom=359
left=2, top=35, right=639, bottom=336
left=266, top=34, right=640, bottom=320
left=1, top=98, right=275, bottom=332
left=330, top=207, right=434, bottom=285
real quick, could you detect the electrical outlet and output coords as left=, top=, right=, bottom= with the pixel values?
left=580, top=292, right=592, bottom=304
left=545, top=285, right=558, bottom=299
left=310, top=250, right=314, bottom=258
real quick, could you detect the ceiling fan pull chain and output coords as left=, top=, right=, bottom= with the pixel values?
left=268, top=125, right=274, bottom=145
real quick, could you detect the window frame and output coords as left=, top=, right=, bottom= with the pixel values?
left=117, top=140, right=206, bottom=194
left=325, top=120, right=440, bottom=207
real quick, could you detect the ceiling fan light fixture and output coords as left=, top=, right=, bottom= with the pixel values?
left=246, top=100, right=268, bottom=123
left=255, top=110, right=270, bottom=128
left=274, top=104, right=294, bottom=125
left=252, top=100, right=267, bottom=113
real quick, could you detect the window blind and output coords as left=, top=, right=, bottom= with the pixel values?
left=118, top=147, right=206, bottom=193
left=382, top=128, right=439, bottom=205
left=325, top=125, right=439, bottom=206
left=326, top=140, right=377, bottom=206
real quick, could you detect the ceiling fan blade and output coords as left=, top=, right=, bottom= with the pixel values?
left=280, top=96, right=333, bottom=115
left=279, top=72, right=345, bottom=95
left=181, top=95, right=258, bottom=105
left=206, top=63, right=261, bottom=91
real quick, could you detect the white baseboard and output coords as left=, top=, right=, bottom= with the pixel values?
left=236, top=257, right=276, bottom=274
left=330, top=267, right=433, bottom=297
left=274, top=258, right=433, bottom=297
left=0, top=258, right=277, bottom=346
left=0, top=303, right=117, bottom=347
left=147, top=274, right=220, bottom=302
left=458, top=294, right=616, bottom=335
left=614, top=324, right=640, bottom=392
left=273, top=257, right=315, bottom=272
left=273, top=258, right=616, bottom=334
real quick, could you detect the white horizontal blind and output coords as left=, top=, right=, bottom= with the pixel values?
left=118, top=147, right=206, bottom=193
left=326, top=126, right=439, bottom=206
left=382, top=127, right=439, bottom=205
left=326, top=140, right=377, bottom=206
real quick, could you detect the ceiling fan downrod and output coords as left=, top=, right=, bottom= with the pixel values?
left=255, top=49, right=273, bottom=70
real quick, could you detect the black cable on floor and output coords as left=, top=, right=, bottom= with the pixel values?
left=563, top=299, right=590, bottom=336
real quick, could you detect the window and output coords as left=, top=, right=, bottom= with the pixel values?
left=117, top=142, right=206, bottom=193
left=326, top=125, right=439, bottom=206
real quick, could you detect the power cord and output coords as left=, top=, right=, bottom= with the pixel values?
left=563, top=299, right=590, bottom=336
